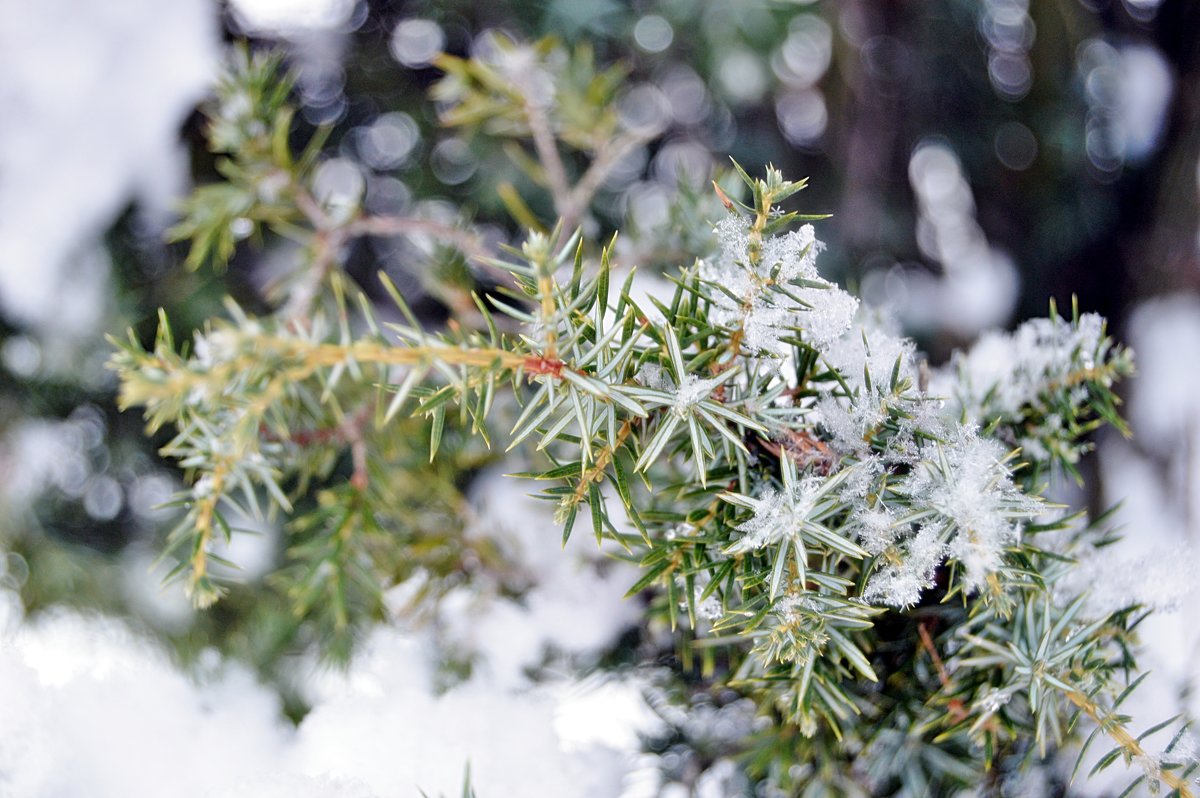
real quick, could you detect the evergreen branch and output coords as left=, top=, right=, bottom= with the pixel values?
left=522, top=90, right=572, bottom=221
left=114, top=42, right=1166, bottom=795
left=347, top=215, right=491, bottom=263
left=558, top=128, right=656, bottom=239
left=1066, top=690, right=1196, bottom=798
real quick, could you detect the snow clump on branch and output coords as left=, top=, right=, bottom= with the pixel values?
left=701, top=216, right=857, bottom=358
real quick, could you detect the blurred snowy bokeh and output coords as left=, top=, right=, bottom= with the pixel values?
left=1101, top=297, right=1200, bottom=705
left=879, top=141, right=1021, bottom=338
left=1057, top=293, right=1200, bottom=794
left=0, top=0, right=217, bottom=343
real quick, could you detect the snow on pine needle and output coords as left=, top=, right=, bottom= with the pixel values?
left=862, top=427, right=1042, bottom=606
left=700, top=213, right=857, bottom=358
left=938, top=308, right=1132, bottom=472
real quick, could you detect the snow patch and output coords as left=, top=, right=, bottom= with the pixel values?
left=0, top=0, right=218, bottom=337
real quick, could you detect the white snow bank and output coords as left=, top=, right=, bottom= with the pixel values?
left=0, top=465, right=657, bottom=797
left=0, top=0, right=218, bottom=337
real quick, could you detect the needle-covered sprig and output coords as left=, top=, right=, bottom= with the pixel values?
left=111, top=44, right=1180, bottom=797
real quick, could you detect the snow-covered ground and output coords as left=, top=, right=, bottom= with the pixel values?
left=0, top=595, right=654, bottom=798
left=0, top=471, right=659, bottom=798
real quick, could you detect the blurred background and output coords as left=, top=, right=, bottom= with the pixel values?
left=1, top=0, right=1199, bottom=795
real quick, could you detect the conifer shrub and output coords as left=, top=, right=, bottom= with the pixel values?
left=111, top=44, right=1195, bottom=797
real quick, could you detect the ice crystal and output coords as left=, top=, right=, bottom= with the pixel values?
left=852, top=506, right=898, bottom=555
left=635, top=362, right=670, bottom=391
left=193, top=328, right=245, bottom=369
left=714, top=215, right=750, bottom=266
left=838, top=454, right=883, bottom=500
left=192, top=474, right=216, bottom=500
left=795, top=284, right=858, bottom=347
left=929, top=313, right=1117, bottom=472
left=729, top=481, right=822, bottom=552
left=739, top=303, right=797, bottom=357
left=1134, top=754, right=1163, bottom=791
left=760, top=224, right=822, bottom=282
left=904, top=429, right=1039, bottom=594
left=685, top=571, right=725, bottom=621
left=862, top=525, right=946, bottom=607
left=854, top=427, right=1040, bottom=608
left=976, top=687, right=1013, bottom=715
left=815, top=394, right=884, bottom=456
left=724, top=465, right=861, bottom=572
left=1162, top=732, right=1200, bottom=768
left=696, top=595, right=723, bottom=621
left=702, top=215, right=855, bottom=358
left=671, top=373, right=728, bottom=416
left=822, top=324, right=917, bottom=399
left=812, top=319, right=931, bottom=461
left=636, top=363, right=727, bottom=417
